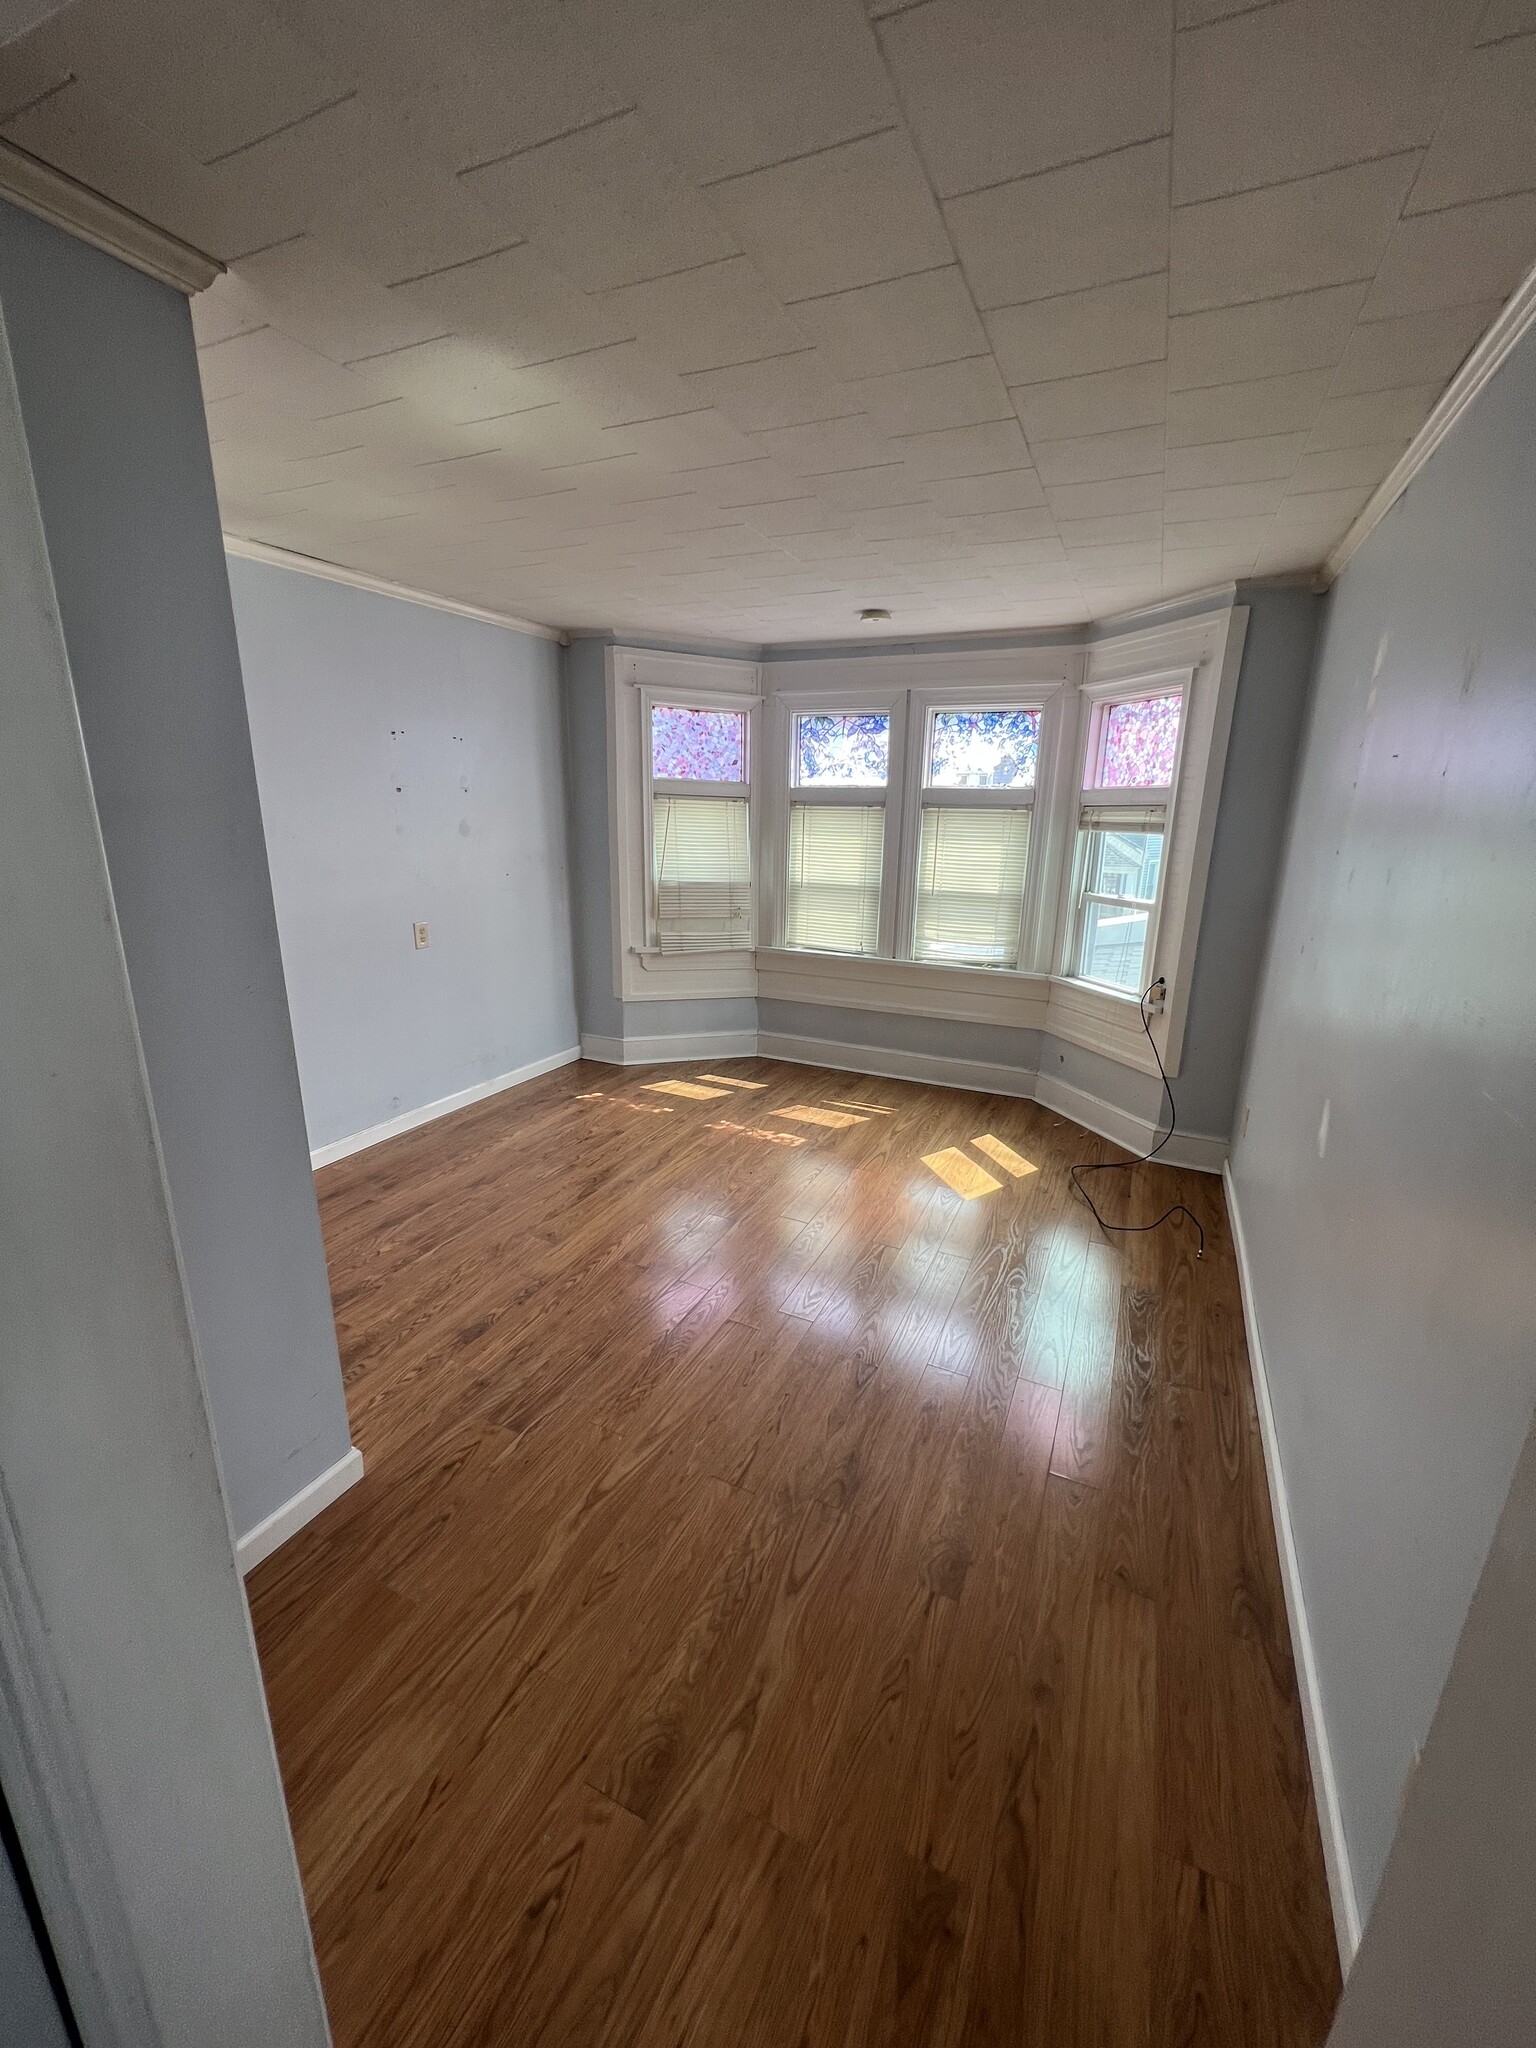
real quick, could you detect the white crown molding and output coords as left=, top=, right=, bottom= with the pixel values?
left=0, top=137, right=223, bottom=294
left=222, top=534, right=568, bottom=642
left=1324, top=254, right=1536, bottom=587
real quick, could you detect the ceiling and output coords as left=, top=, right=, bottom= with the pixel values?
left=2, top=0, right=1532, bottom=642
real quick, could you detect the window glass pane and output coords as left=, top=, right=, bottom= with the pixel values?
left=927, top=708, right=1038, bottom=789
left=1093, top=691, right=1181, bottom=789
left=653, top=795, right=750, bottom=952
left=785, top=803, right=884, bottom=954
left=1080, top=900, right=1151, bottom=992
left=651, top=703, right=745, bottom=782
left=1084, top=823, right=1163, bottom=901
left=794, top=712, right=889, bottom=787
left=913, top=807, right=1031, bottom=968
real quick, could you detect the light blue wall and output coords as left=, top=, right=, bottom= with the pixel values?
left=0, top=199, right=350, bottom=1543
left=1230, top=325, right=1536, bottom=1919
left=233, top=557, right=579, bottom=1150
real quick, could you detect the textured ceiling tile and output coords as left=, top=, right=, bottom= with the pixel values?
left=818, top=465, right=936, bottom=510
left=877, top=0, right=1171, bottom=198
left=1057, top=511, right=1163, bottom=547
left=1162, top=432, right=1309, bottom=486
left=1162, top=478, right=1289, bottom=522
left=1328, top=300, right=1497, bottom=396
left=1476, top=0, right=1536, bottom=37
left=946, top=139, right=1169, bottom=308
left=1360, top=190, right=1536, bottom=317
left=267, top=0, right=627, bottom=178
left=196, top=323, right=373, bottom=412
left=1408, top=31, right=1536, bottom=215
left=1288, top=442, right=1404, bottom=492
left=18, top=0, right=351, bottom=166
left=1173, top=0, right=1484, bottom=205
left=752, top=414, right=895, bottom=476
left=1171, top=154, right=1419, bottom=313
left=1031, top=424, right=1166, bottom=485
left=1014, top=362, right=1168, bottom=443
left=603, top=409, right=761, bottom=473
left=1251, top=536, right=1326, bottom=574
left=1161, top=544, right=1263, bottom=583
left=1162, top=512, right=1275, bottom=551
left=1, top=75, right=287, bottom=254
left=948, top=506, right=1059, bottom=543
left=207, top=236, right=455, bottom=365
left=1065, top=539, right=1163, bottom=569
left=1045, top=472, right=1166, bottom=519
left=707, top=128, right=950, bottom=300
left=1305, top=382, right=1441, bottom=451
left=383, top=242, right=632, bottom=362
left=600, top=258, right=813, bottom=372
left=680, top=352, right=849, bottom=431
left=785, top=266, right=987, bottom=378
left=458, top=110, right=738, bottom=293
left=897, top=418, right=1034, bottom=479
left=1272, top=483, right=1374, bottom=523
left=1168, top=280, right=1367, bottom=390
left=618, top=0, right=899, bottom=184
left=927, top=467, right=1048, bottom=512
left=985, top=274, right=1168, bottom=387
left=1167, top=368, right=1331, bottom=444
left=847, top=355, right=1013, bottom=435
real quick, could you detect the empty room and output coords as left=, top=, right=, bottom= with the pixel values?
left=2, top=3, right=1533, bottom=2044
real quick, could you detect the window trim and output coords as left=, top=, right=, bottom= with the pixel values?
left=1058, top=665, right=1193, bottom=996
left=608, top=645, right=761, bottom=1005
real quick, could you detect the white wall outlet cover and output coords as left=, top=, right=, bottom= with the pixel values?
left=412, top=921, right=430, bottom=949
left=1317, top=1097, right=1331, bottom=1158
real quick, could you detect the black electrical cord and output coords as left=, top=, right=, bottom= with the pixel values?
left=1068, top=978, right=1205, bottom=1259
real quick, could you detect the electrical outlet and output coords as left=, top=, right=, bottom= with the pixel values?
left=1145, top=976, right=1167, bottom=1015
left=413, top=921, right=430, bottom=950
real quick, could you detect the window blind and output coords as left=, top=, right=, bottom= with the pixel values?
left=913, top=806, right=1031, bottom=968
left=652, top=794, right=751, bottom=953
left=785, top=803, right=884, bottom=955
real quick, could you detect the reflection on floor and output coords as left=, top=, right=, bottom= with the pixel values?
left=248, top=1057, right=1342, bottom=2047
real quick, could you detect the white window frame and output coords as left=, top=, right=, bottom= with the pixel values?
left=606, top=604, right=1249, bottom=1077
left=643, top=684, right=755, bottom=954
left=608, top=645, right=761, bottom=1004
left=758, top=682, right=909, bottom=960
left=1059, top=667, right=1192, bottom=997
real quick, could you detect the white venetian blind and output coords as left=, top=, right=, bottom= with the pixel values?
left=785, top=803, right=884, bottom=955
left=913, top=806, right=1032, bottom=968
left=652, top=794, right=751, bottom=953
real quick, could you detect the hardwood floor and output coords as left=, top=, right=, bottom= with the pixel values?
left=247, top=1057, right=1342, bottom=2046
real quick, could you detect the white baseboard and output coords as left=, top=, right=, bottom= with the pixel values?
left=580, top=1029, right=759, bottom=1065
left=758, top=1030, right=1225, bottom=1171
left=236, top=1446, right=364, bottom=1575
left=1223, top=1163, right=1361, bottom=1970
left=1034, top=1071, right=1227, bottom=1173
left=309, top=1046, right=581, bottom=1167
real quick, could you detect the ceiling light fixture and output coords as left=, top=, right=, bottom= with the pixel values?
left=859, top=607, right=891, bottom=625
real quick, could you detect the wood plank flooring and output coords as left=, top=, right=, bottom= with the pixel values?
left=247, top=1057, right=1342, bottom=2046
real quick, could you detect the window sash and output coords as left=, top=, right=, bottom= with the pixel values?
left=912, top=805, right=1033, bottom=969
left=1070, top=811, right=1165, bottom=990
left=652, top=794, right=752, bottom=954
left=784, top=802, right=884, bottom=956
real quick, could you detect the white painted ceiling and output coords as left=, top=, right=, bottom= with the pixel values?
left=2, top=0, right=1533, bottom=641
